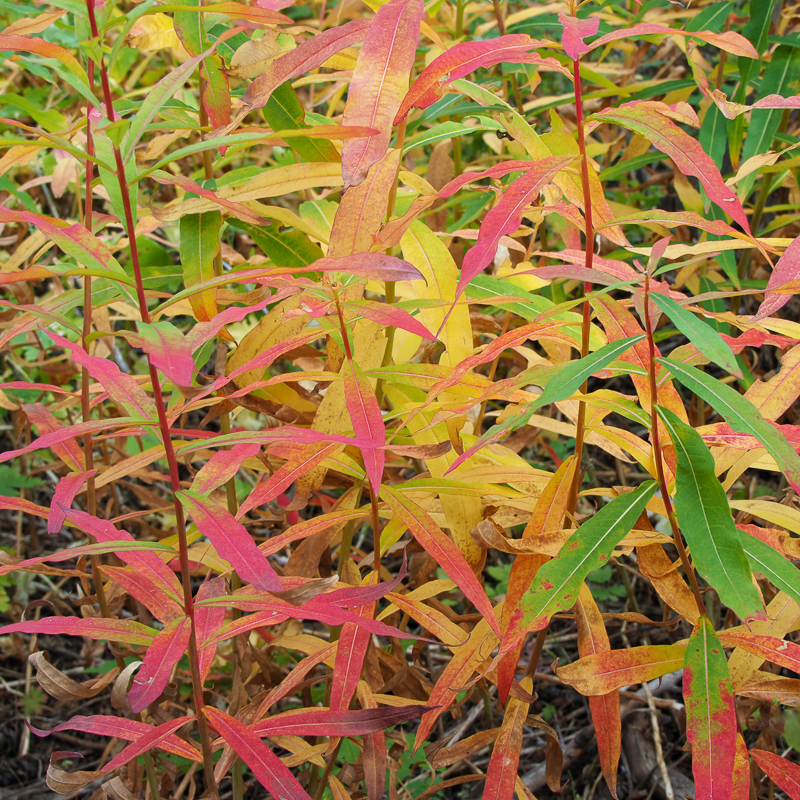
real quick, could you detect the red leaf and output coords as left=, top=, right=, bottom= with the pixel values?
left=125, top=321, right=195, bottom=386
left=45, top=330, right=156, bottom=420
left=313, top=252, right=424, bottom=281
left=340, top=0, right=424, bottom=187
left=153, top=172, right=266, bottom=227
left=65, top=508, right=184, bottom=599
left=205, top=707, right=312, bottom=800
left=201, top=53, right=230, bottom=131
left=732, top=734, right=750, bottom=800
left=237, top=442, right=338, bottom=518
left=588, top=23, right=758, bottom=58
left=252, top=705, right=434, bottom=737
left=559, top=12, right=600, bottom=60
left=0, top=34, right=86, bottom=79
left=683, top=617, right=736, bottom=800
left=179, top=489, right=282, bottom=592
left=755, top=234, right=800, bottom=319
left=191, top=442, right=261, bottom=495
left=102, top=716, right=195, bottom=773
left=22, top=402, right=84, bottom=473
left=0, top=616, right=157, bottom=646
left=457, top=156, right=575, bottom=297
left=243, top=19, right=371, bottom=112
left=343, top=360, right=385, bottom=495
left=195, top=578, right=227, bottom=682
left=751, top=750, right=800, bottom=799
left=380, top=486, right=500, bottom=636
left=185, top=299, right=271, bottom=350
left=576, top=587, right=620, bottom=798
left=101, top=565, right=184, bottom=623
left=718, top=631, right=800, bottom=674
left=483, top=676, right=532, bottom=800
left=592, top=105, right=749, bottom=231
left=258, top=509, right=369, bottom=557
left=129, top=617, right=192, bottom=713
left=0, top=417, right=138, bottom=467
left=722, top=329, right=800, bottom=353
left=29, top=715, right=201, bottom=763
left=48, top=470, right=94, bottom=535
left=257, top=643, right=338, bottom=713
left=0, top=540, right=174, bottom=578
left=394, top=36, right=569, bottom=123
left=345, top=299, right=435, bottom=340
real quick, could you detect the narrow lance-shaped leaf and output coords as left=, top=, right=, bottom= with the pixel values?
left=195, top=578, right=227, bottom=683
left=343, top=360, right=385, bottom=495
left=46, top=330, right=156, bottom=420
left=649, top=293, right=741, bottom=378
left=657, top=358, right=800, bottom=492
left=503, top=481, right=658, bottom=648
left=683, top=617, right=737, bottom=800
left=128, top=617, right=192, bottom=713
left=0, top=34, right=87, bottom=82
left=65, top=508, right=184, bottom=599
left=657, top=407, right=765, bottom=622
left=394, top=35, right=569, bottom=122
left=127, top=321, right=195, bottom=386
left=482, top=676, right=533, bottom=800
left=340, top=0, right=423, bottom=187
left=381, top=485, right=500, bottom=637
left=717, top=631, right=800, bottom=675
left=180, top=211, right=221, bottom=323
left=740, top=530, right=800, bottom=608
left=587, top=23, right=759, bottom=58
left=242, top=19, right=371, bottom=112
left=592, top=106, right=750, bottom=231
left=101, top=717, right=194, bottom=774
left=48, top=470, right=94, bottom=535
left=755, top=233, right=800, bottom=319
left=191, top=443, right=261, bottom=495
left=251, top=705, right=434, bottom=737
left=178, top=490, right=283, bottom=592
left=0, top=616, right=157, bottom=646
left=751, top=750, right=800, bottom=800
left=449, top=335, right=645, bottom=470
left=205, top=707, right=313, bottom=800
left=575, top=585, right=621, bottom=798
left=29, top=715, right=201, bottom=763
left=557, top=644, right=687, bottom=695
left=456, top=155, right=575, bottom=298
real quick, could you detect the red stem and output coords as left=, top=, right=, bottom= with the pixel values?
left=84, top=1, right=218, bottom=792
left=566, top=57, right=594, bottom=518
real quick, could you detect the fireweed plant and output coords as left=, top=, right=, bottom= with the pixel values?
left=0, top=0, right=800, bottom=797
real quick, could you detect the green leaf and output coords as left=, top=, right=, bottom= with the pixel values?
left=534, top=335, right=646, bottom=411
left=231, top=220, right=324, bottom=268
left=649, top=293, right=741, bottom=378
left=657, top=358, right=800, bottom=494
left=683, top=617, right=737, bottom=800
left=263, top=82, right=339, bottom=164
left=180, top=211, right=221, bottom=322
left=504, top=481, right=658, bottom=641
left=740, top=530, right=800, bottom=608
left=657, top=407, right=765, bottom=622
left=450, top=334, right=645, bottom=470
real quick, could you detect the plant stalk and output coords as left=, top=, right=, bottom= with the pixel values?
left=83, top=0, right=218, bottom=792
left=566, top=56, right=595, bottom=520
left=642, top=281, right=707, bottom=619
